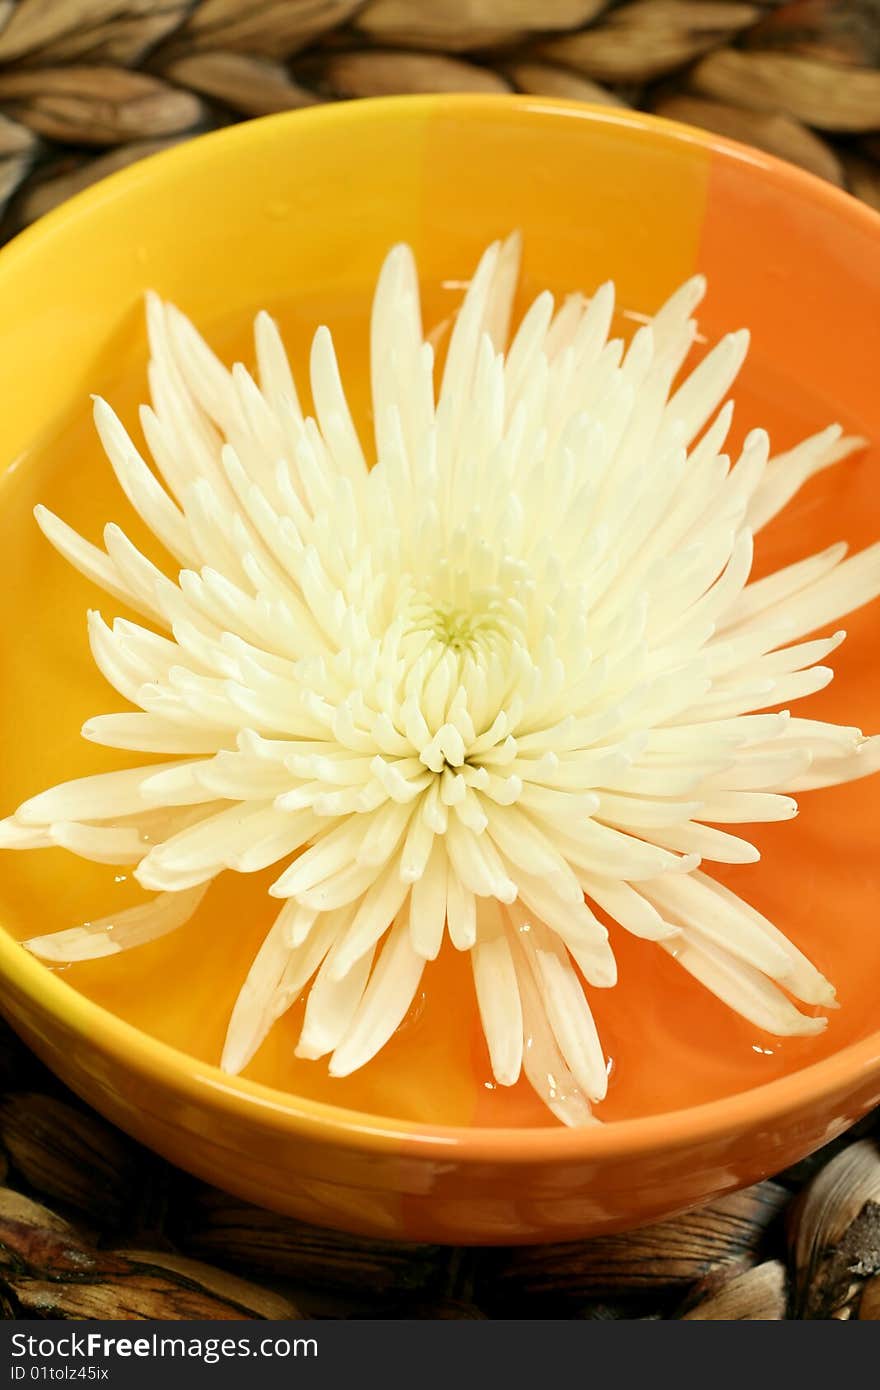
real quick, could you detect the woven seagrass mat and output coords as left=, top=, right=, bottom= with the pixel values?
left=0, top=0, right=877, bottom=234
left=1, top=0, right=880, bottom=1324
left=1, top=1019, right=879, bottom=1320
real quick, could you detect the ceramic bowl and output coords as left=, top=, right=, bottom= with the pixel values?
left=1, top=95, right=879, bottom=1243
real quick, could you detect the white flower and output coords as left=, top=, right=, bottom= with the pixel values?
left=3, top=234, right=879, bottom=1126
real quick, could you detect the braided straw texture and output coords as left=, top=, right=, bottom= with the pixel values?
left=0, top=0, right=877, bottom=236
left=1, top=1020, right=879, bottom=1320
left=0, top=0, right=879, bottom=1323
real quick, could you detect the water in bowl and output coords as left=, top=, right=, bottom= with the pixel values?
left=1, top=275, right=878, bottom=1127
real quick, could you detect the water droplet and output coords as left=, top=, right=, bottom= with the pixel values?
left=398, top=988, right=427, bottom=1034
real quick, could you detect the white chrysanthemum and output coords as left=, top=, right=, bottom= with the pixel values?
left=3, top=235, right=880, bottom=1126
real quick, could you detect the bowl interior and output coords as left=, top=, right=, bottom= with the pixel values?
left=0, top=96, right=879, bottom=1142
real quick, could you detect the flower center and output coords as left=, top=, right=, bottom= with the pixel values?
left=430, top=602, right=490, bottom=652
left=403, top=585, right=521, bottom=661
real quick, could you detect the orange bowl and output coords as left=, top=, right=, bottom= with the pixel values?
left=1, top=95, right=879, bottom=1243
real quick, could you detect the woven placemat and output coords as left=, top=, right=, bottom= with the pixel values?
left=0, top=0, right=879, bottom=1323
left=0, top=0, right=877, bottom=238
left=1, top=1019, right=879, bottom=1320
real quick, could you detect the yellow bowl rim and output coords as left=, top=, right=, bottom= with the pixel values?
left=1, top=92, right=880, bottom=1164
